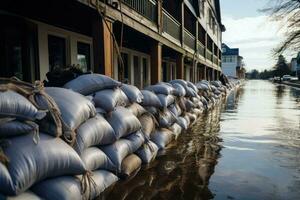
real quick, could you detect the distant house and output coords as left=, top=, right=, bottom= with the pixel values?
left=221, top=43, right=245, bottom=79
left=290, top=53, right=300, bottom=76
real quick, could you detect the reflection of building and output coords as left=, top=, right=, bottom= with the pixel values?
left=291, top=52, right=300, bottom=77
left=0, top=0, right=225, bottom=87
left=221, top=43, right=245, bottom=79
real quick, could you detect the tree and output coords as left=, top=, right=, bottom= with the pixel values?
left=248, top=69, right=260, bottom=79
left=273, top=55, right=291, bottom=79
left=263, top=0, right=300, bottom=56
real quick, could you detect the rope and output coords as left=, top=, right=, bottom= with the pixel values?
left=0, top=140, right=10, bottom=166
left=80, top=171, right=97, bottom=200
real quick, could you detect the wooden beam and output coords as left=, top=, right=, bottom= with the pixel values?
left=151, top=42, right=162, bottom=84
left=176, top=54, right=184, bottom=79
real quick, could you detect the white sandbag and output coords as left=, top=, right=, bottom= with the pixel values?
left=106, top=107, right=141, bottom=139
left=186, top=112, right=197, bottom=124
left=74, top=115, right=116, bottom=155
left=93, top=89, right=129, bottom=113
left=81, top=147, right=116, bottom=171
left=135, top=141, right=159, bottom=164
left=120, top=84, right=143, bottom=103
left=127, top=103, right=147, bottom=117
left=0, top=133, right=86, bottom=195
left=169, top=123, right=182, bottom=139
left=177, top=116, right=189, bottom=130
left=151, top=129, right=174, bottom=149
left=145, top=84, right=174, bottom=95
left=63, top=74, right=121, bottom=95
left=157, top=94, right=175, bottom=108
left=0, top=192, right=42, bottom=200
left=120, top=154, right=142, bottom=178
left=36, top=87, right=96, bottom=134
left=0, top=90, right=45, bottom=121
left=171, top=83, right=186, bottom=97
left=140, top=90, right=162, bottom=108
left=0, top=120, right=38, bottom=138
left=138, top=113, right=156, bottom=138
left=193, top=108, right=203, bottom=116
left=158, top=109, right=177, bottom=128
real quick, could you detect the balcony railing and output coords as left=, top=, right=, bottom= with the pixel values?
left=184, top=28, right=195, bottom=50
left=162, top=9, right=181, bottom=41
left=122, top=0, right=157, bottom=22
left=213, top=55, right=218, bottom=65
left=197, top=41, right=205, bottom=57
left=206, top=50, right=213, bottom=62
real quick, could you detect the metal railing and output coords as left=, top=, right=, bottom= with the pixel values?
left=122, top=0, right=157, bottom=22
left=184, top=28, right=195, bottom=50
left=197, top=41, right=205, bottom=57
left=206, top=50, right=213, bottom=62
left=162, top=9, right=181, bottom=41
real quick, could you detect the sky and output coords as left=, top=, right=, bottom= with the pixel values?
left=220, top=0, right=291, bottom=71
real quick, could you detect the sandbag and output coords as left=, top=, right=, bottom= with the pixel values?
left=193, top=108, right=203, bottom=116
left=74, top=115, right=116, bottom=155
left=145, top=84, right=174, bottom=95
left=184, top=99, right=195, bottom=112
left=138, top=113, right=156, bottom=138
left=168, top=103, right=181, bottom=117
left=151, top=129, right=174, bottom=149
left=0, top=120, right=38, bottom=138
left=186, top=87, right=197, bottom=97
left=0, top=133, right=86, bottom=195
left=171, top=83, right=186, bottom=97
left=177, top=116, right=189, bottom=130
left=186, top=112, right=197, bottom=124
left=157, top=94, right=175, bottom=108
left=120, top=84, right=143, bottom=103
left=106, top=107, right=141, bottom=139
left=36, top=87, right=96, bottom=134
left=93, top=89, right=129, bottom=113
left=187, top=81, right=198, bottom=93
left=140, top=90, right=162, bottom=108
left=81, top=147, right=116, bottom=171
left=63, top=74, right=121, bottom=95
left=0, top=192, right=42, bottom=200
left=135, top=140, right=158, bottom=164
left=169, top=123, right=182, bottom=139
left=120, top=154, right=142, bottom=178
left=144, top=106, right=158, bottom=116
left=0, top=90, right=45, bottom=121
left=158, top=109, right=177, bottom=128
left=127, top=103, right=147, bottom=117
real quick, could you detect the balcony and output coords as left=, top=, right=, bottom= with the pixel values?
left=206, top=50, right=213, bottom=62
left=213, top=55, right=218, bottom=65
left=184, top=28, right=195, bottom=50
left=162, top=9, right=181, bottom=41
left=197, top=41, right=205, bottom=58
left=122, top=0, right=157, bottom=22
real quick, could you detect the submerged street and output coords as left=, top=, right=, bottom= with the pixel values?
left=106, top=81, right=300, bottom=200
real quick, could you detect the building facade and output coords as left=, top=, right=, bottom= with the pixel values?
left=221, top=43, right=245, bottom=79
left=0, top=0, right=225, bottom=87
left=291, top=53, right=300, bottom=77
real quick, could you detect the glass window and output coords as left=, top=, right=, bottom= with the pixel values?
left=119, top=53, right=129, bottom=82
left=133, top=55, right=142, bottom=88
left=48, top=35, right=66, bottom=71
left=77, top=42, right=91, bottom=72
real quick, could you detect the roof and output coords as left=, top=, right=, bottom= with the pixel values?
left=222, top=43, right=239, bottom=56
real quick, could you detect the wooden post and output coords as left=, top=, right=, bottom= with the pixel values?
left=150, top=42, right=162, bottom=84
left=157, top=0, right=163, bottom=34
left=176, top=54, right=184, bottom=79
left=181, top=1, right=185, bottom=47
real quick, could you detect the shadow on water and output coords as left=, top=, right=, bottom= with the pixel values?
left=104, top=90, right=243, bottom=200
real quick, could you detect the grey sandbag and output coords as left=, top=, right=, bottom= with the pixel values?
left=157, top=94, right=175, bottom=108
left=36, top=87, right=96, bottom=132
left=74, top=115, right=116, bottom=155
left=120, top=154, right=142, bottom=178
left=0, top=133, right=86, bottom=195
left=168, top=103, right=180, bottom=117
left=187, top=81, right=198, bottom=93
left=127, top=103, right=147, bottom=117
left=169, top=123, right=182, bottom=139
left=158, top=109, right=177, bottom=128
left=186, top=87, right=197, bottom=97
left=31, top=176, right=82, bottom=200
left=63, top=73, right=121, bottom=95
left=93, top=89, right=129, bottom=113
left=172, top=83, right=186, bottom=97
left=177, top=116, right=189, bottom=130
left=145, top=84, right=174, bottom=95
left=0, top=192, right=42, bottom=200
left=0, top=120, right=38, bottom=138
left=144, top=106, right=158, bottom=116
left=106, top=107, right=141, bottom=139
left=120, top=84, right=143, bottom=103
left=184, top=99, right=195, bottom=112
left=81, top=147, right=116, bottom=171
left=140, top=90, right=162, bottom=108
left=138, top=113, right=156, bottom=138
left=151, top=128, right=174, bottom=149
left=100, top=131, right=144, bottom=171
left=135, top=140, right=158, bottom=163
left=0, top=90, right=45, bottom=121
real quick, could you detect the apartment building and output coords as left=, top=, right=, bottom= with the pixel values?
left=0, top=0, right=225, bottom=87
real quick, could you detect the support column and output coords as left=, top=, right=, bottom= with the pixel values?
left=157, top=0, right=163, bottom=34
left=176, top=54, right=184, bottom=80
left=150, top=42, right=162, bottom=84
left=204, top=66, right=207, bottom=80
left=93, top=17, right=113, bottom=77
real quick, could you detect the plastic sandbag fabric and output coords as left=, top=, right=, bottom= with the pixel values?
left=150, top=129, right=174, bottom=149
left=157, top=94, right=175, bottom=108
left=120, top=84, right=144, bottom=103
left=120, top=154, right=142, bottom=178
left=140, top=90, right=162, bottom=108
left=0, top=120, right=38, bottom=138
left=171, top=83, right=186, bottom=97
left=158, top=109, right=177, bottom=128
left=176, top=116, right=189, bottom=130
left=138, top=113, right=156, bottom=138
left=145, top=84, right=174, bottom=95
left=0, top=133, right=86, bottom=195
left=0, top=192, right=42, bottom=200
left=135, top=141, right=159, bottom=164
left=127, top=103, right=147, bottom=117
left=63, top=74, right=121, bottom=95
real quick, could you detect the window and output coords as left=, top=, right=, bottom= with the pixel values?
left=200, top=0, right=205, bottom=16
left=143, top=57, right=150, bottom=87
left=77, top=42, right=91, bottom=72
left=119, top=53, right=129, bottom=82
left=133, top=55, right=142, bottom=88
left=48, top=35, right=66, bottom=70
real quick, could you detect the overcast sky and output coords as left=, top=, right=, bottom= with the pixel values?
left=220, top=0, right=291, bottom=71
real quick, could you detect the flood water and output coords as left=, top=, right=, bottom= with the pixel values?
left=105, top=80, right=300, bottom=200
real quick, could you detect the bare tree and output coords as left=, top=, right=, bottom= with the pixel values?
left=263, top=0, right=300, bottom=55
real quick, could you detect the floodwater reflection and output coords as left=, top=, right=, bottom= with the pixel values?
left=105, top=81, right=300, bottom=200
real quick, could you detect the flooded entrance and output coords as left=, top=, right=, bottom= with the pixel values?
left=105, top=80, right=300, bottom=200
